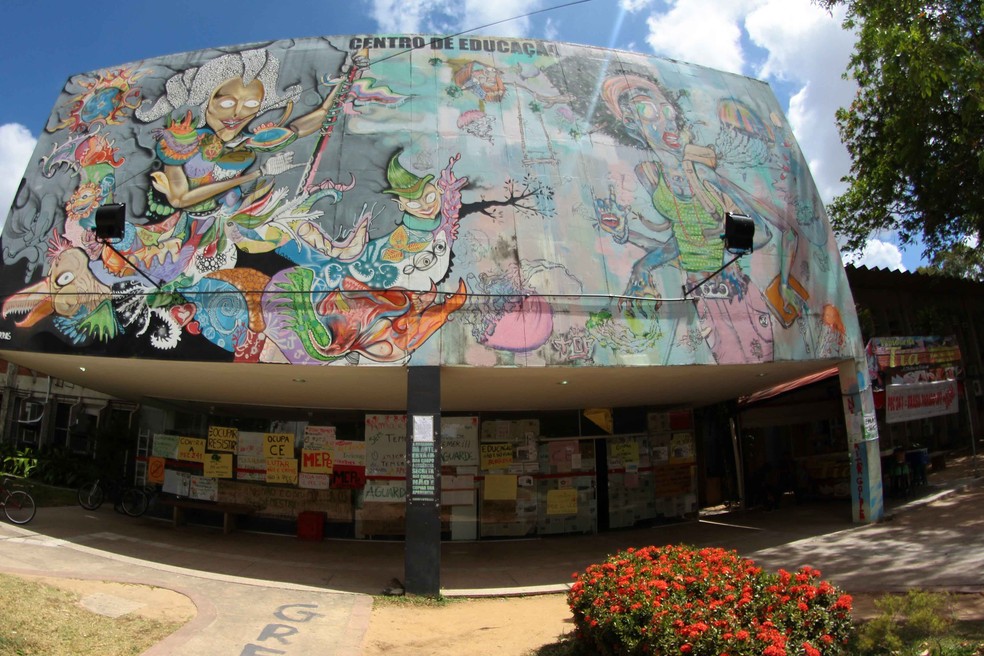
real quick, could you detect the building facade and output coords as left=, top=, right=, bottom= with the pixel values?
left=0, top=36, right=883, bottom=559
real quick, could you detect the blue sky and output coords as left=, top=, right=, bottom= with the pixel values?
left=0, top=0, right=922, bottom=270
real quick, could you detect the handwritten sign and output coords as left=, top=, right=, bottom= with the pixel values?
left=207, top=426, right=239, bottom=452
left=152, top=434, right=179, bottom=459
left=237, top=455, right=266, bottom=481
left=441, top=417, right=479, bottom=466
left=611, top=441, right=640, bottom=465
left=299, top=473, right=330, bottom=490
left=301, top=449, right=333, bottom=474
left=265, top=433, right=295, bottom=459
left=266, top=458, right=298, bottom=485
left=303, top=425, right=335, bottom=451
left=331, top=465, right=366, bottom=489
left=329, top=440, right=366, bottom=467
left=483, top=474, right=517, bottom=500
left=547, top=488, right=578, bottom=515
left=363, top=481, right=407, bottom=502
left=481, top=443, right=513, bottom=470
left=366, top=414, right=406, bottom=477
left=237, top=432, right=265, bottom=458
left=178, top=437, right=206, bottom=463
left=189, top=475, right=218, bottom=501
left=203, top=452, right=234, bottom=478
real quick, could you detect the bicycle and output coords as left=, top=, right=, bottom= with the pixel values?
left=1, top=477, right=37, bottom=524
left=77, top=478, right=149, bottom=517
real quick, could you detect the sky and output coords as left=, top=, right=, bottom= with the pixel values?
left=0, top=0, right=919, bottom=271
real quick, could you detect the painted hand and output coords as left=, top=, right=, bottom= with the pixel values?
left=260, top=152, right=297, bottom=176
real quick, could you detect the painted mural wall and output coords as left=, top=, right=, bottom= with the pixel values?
left=0, top=35, right=859, bottom=369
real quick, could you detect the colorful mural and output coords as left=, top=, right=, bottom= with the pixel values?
left=0, top=36, right=859, bottom=368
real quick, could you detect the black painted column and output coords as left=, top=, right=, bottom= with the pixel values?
left=405, top=366, right=441, bottom=596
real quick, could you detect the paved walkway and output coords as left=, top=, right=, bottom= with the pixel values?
left=1, top=454, right=981, bottom=655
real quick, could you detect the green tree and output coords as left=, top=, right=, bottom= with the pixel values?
left=820, top=0, right=984, bottom=277
left=916, top=241, right=984, bottom=281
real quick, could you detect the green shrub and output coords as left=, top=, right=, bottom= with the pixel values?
left=1, top=443, right=38, bottom=478
left=855, top=590, right=958, bottom=656
left=568, top=544, right=854, bottom=656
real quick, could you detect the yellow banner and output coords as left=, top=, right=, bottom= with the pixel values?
left=203, top=453, right=234, bottom=478
left=483, top=474, right=517, bottom=500
left=266, top=458, right=299, bottom=485
left=207, top=426, right=239, bottom=452
left=547, top=488, right=578, bottom=515
left=264, top=432, right=295, bottom=458
left=480, top=443, right=513, bottom=470
left=177, top=437, right=206, bottom=463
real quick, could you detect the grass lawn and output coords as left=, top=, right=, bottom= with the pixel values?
left=2, top=477, right=77, bottom=508
left=0, top=574, right=182, bottom=656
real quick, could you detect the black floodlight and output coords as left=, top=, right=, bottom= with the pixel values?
left=723, top=212, right=755, bottom=254
left=94, top=203, right=126, bottom=241
left=683, top=212, right=758, bottom=297
left=90, top=203, right=163, bottom=289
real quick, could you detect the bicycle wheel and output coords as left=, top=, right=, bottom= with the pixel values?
left=78, top=481, right=105, bottom=510
left=4, top=490, right=37, bottom=524
left=120, top=487, right=149, bottom=517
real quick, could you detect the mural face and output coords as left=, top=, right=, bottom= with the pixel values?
left=0, top=36, right=859, bottom=368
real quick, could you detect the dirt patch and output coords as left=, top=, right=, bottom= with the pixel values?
left=15, top=574, right=197, bottom=624
left=360, top=591, right=984, bottom=656
left=361, top=594, right=574, bottom=656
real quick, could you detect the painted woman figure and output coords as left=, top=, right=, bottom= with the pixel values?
left=133, top=47, right=354, bottom=279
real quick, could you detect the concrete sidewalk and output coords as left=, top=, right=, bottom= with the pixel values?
left=1, top=454, right=981, bottom=654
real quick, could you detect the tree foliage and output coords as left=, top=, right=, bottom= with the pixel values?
left=820, top=0, right=984, bottom=276
left=916, top=240, right=984, bottom=281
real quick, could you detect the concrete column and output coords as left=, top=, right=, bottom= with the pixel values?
left=839, top=357, right=884, bottom=522
left=404, top=366, right=441, bottom=596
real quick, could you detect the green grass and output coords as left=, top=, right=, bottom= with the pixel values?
left=0, top=574, right=183, bottom=656
left=372, top=593, right=459, bottom=607
left=10, top=479, right=78, bottom=508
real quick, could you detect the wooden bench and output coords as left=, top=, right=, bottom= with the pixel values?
left=157, top=496, right=257, bottom=535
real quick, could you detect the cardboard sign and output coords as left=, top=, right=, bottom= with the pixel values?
left=264, top=433, right=295, bottom=459
left=266, top=458, right=298, bottom=485
left=177, top=437, right=206, bottom=463
left=301, top=449, right=333, bottom=474
left=483, top=474, right=517, bottom=500
left=203, top=452, right=234, bottom=478
left=547, top=488, right=578, bottom=515
left=481, top=443, right=513, bottom=470
left=207, top=426, right=239, bottom=452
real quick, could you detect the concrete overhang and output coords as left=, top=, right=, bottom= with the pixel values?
left=1, top=349, right=844, bottom=418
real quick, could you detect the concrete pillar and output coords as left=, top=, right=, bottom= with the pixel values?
left=839, top=357, right=884, bottom=522
left=404, top=366, right=441, bottom=596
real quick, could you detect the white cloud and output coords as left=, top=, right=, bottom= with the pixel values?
left=543, top=17, right=560, bottom=42
left=842, top=239, right=907, bottom=272
left=0, top=123, right=37, bottom=231
left=744, top=0, right=857, bottom=204
left=367, top=0, right=539, bottom=37
left=643, top=0, right=758, bottom=74
left=463, top=0, right=539, bottom=37
left=619, top=0, right=655, bottom=11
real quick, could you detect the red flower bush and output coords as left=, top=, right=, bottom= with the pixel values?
left=568, top=545, right=853, bottom=656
